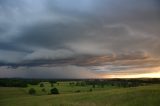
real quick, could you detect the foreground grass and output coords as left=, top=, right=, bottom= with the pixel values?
left=0, top=84, right=160, bottom=106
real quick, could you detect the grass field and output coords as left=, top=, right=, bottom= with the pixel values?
left=26, top=81, right=116, bottom=95
left=0, top=82, right=160, bottom=106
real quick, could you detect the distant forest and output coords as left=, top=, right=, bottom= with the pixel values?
left=0, top=78, right=160, bottom=88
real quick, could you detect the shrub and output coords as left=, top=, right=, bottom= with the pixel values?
left=28, top=88, right=36, bottom=95
left=75, top=90, right=81, bottom=93
left=92, top=84, right=95, bottom=88
left=50, top=88, right=59, bottom=94
left=89, top=88, right=93, bottom=92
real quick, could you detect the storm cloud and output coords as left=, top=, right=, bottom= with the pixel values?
left=0, top=0, right=160, bottom=78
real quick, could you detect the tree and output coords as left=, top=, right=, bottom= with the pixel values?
left=41, top=88, right=46, bottom=92
left=28, top=88, right=36, bottom=95
left=101, top=83, right=104, bottom=88
left=50, top=88, right=59, bottom=94
left=92, top=84, right=95, bottom=88
left=76, top=82, right=78, bottom=86
left=80, top=81, right=86, bottom=86
left=40, top=83, right=44, bottom=87
left=51, top=83, right=54, bottom=87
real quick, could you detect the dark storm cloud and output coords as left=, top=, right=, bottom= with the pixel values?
left=16, top=21, right=90, bottom=48
left=0, top=51, right=150, bottom=68
left=0, top=66, right=99, bottom=79
left=0, top=0, right=160, bottom=78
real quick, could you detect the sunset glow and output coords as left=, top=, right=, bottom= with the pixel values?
left=103, top=72, right=160, bottom=79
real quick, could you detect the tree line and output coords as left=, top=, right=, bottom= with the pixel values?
left=0, top=78, right=160, bottom=87
left=0, top=78, right=56, bottom=87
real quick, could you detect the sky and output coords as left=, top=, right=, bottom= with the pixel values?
left=0, top=0, right=160, bottom=79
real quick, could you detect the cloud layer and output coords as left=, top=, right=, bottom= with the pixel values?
left=0, top=0, right=160, bottom=78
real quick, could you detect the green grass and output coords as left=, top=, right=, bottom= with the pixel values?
left=0, top=83, right=160, bottom=106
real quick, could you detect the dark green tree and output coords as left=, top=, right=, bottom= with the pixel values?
left=41, top=88, right=46, bottom=92
left=28, top=88, right=36, bottom=95
left=50, top=88, right=59, bottom=94
left=51, top=83, right=54, bottom=87
left=40, top=83, right=44, bottom=87
left=92, top=84, right=95, bottom=88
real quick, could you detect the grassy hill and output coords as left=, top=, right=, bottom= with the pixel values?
left=0, top=84, right=160, bottom=106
